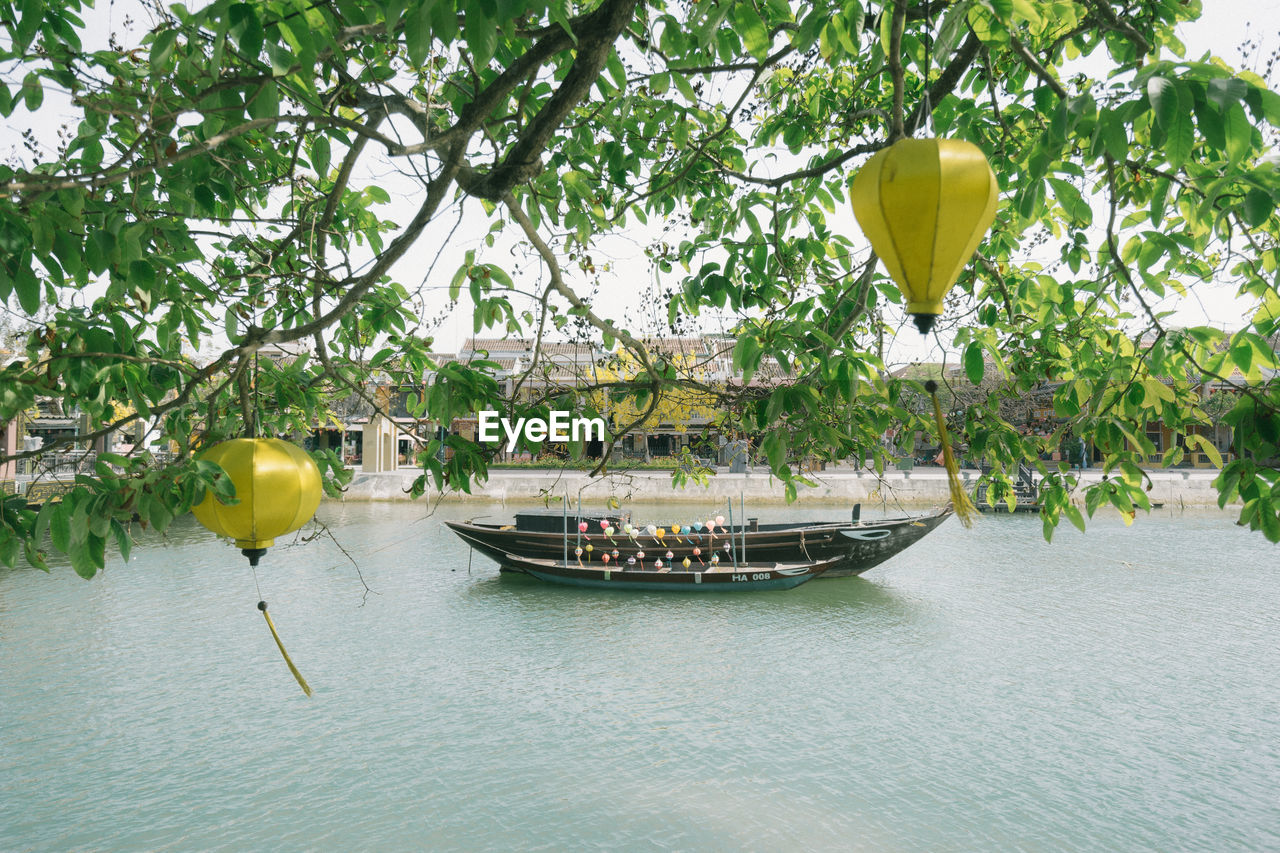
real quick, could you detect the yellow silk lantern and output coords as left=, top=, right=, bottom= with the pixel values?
left=191, top=437, right=322, bottom=696
left=850, top=137, right=997, bottom=334
left=192, top=437, right=322, bottom=564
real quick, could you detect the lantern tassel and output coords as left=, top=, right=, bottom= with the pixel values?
left=258, top=601, right=313, bottom=697
left=925, top=380, right=977, bottom=528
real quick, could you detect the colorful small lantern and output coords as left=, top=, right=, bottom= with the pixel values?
left=850, top=138, right=997, bottom=334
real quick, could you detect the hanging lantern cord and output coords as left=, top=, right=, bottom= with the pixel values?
left=924, top=379, right=978, bottom=528
left=250, top=564, right=312, bottom=697
left=258, top=600, right=313, bottom=697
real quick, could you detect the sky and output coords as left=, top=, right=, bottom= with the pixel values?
left=3, top=0, right=1279, bottom=366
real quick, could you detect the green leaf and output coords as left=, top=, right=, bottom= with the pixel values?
left=129, top=259, right=156, bottom=289
left=311, top=135, right=331, bottom=178
left=1102, top=109, right=1128, bottom=161
left=150, top=28, right=179, bottom=72
left=733, top=4, right=771, bottom=61
left=1165, top=109, right=1193, bottom=167
left=1224, top=103, right=1252, bottom=164
left=1048, top=177, right=1090, bottom=225
left=49, top=504, right=71, bottom=553
left=21, top=73, right=43, bottom=111
left=1231, top=338, right=1253, bottom=372
left=1207, top=77, right=1248, bottom=112
left=248, top=79, right=278, bottom=120
left=13, top=266, right=40, bottom=313
left=987, top=0, right=1014, bottom=22
left=1242, top=188, right=1273, bottom=227
left=404, top=4, right=431, bottom=67
left=465, top=10, right=498, bottom=67
left=1146, top=76, right=1177, bottom=130
left=1257, top=497, right=1280, bottom=542
left=1185, top=433, right=1223, bottom=469
left=963, top=342, right=985, bottom=385
left=52, top=230, right=81, bottom=276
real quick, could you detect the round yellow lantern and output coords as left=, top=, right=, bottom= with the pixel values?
left=191, top=437, right=322, bottom=566
left=850, top=138, right=998, bottom=334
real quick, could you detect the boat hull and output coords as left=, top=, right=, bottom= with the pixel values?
left=446, top=506, right=951, bottom=578
left=504, top=554, right=838, bottom=591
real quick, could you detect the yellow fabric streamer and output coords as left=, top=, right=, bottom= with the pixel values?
left=259, top=601, right=313, bottom=697
left=925, top=380, right=978, bottom=528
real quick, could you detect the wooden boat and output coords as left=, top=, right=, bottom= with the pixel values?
left=498, top=553, right=841, bottom=591
left=445, top=505, right=952, bottom=578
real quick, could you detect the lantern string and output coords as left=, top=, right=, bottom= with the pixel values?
left=925, top=379, right=978, bottom=528
left=258, top=600, right=313, bottom=697
left=250, top=565, right=312, bottom=697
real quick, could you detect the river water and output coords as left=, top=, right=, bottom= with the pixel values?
left=1, top=500, right=1277, bottom=851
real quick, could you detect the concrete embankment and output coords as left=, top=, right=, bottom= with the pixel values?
left=336, top=465, right=1228, bottom=508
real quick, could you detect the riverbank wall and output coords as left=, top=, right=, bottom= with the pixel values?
left=336, top=465, right=1228, bottom=508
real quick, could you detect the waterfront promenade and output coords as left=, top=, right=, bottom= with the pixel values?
left=339, top=464, right=1227, bottom=508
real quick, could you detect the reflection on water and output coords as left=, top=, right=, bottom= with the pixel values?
left=1, top=500, right=1278, bottom=851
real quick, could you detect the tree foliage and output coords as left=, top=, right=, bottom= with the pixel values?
left=2, top=0, right=1279, bottom=575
